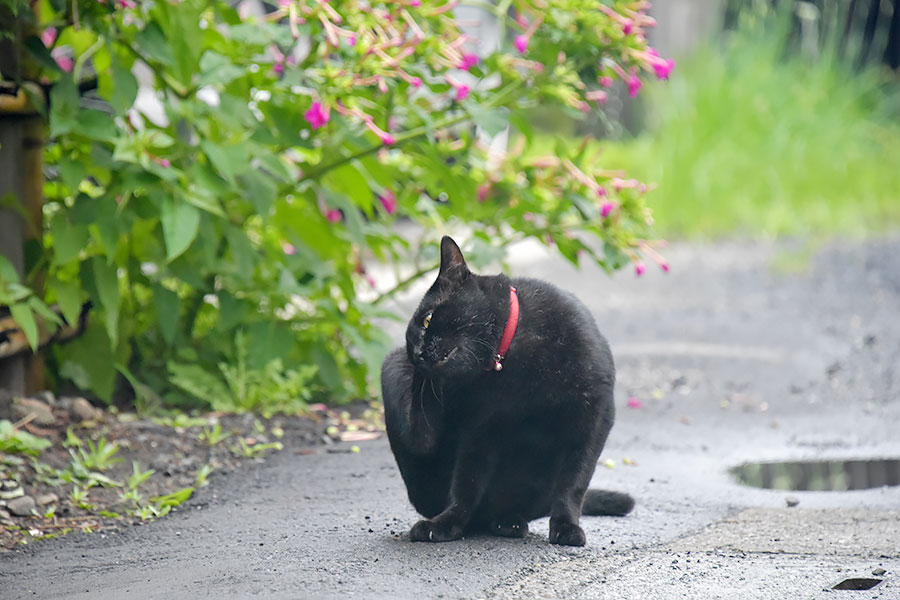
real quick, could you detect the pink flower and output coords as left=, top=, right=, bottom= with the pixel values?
left=273, top=62, right=284, bottom=75
left=596, top=187, right=608, bottom=197
left=652, top=58, right=675, bottom=80
left=612, top=177, right=638, bottom=191
left=410, top=0, right=421, bottom=6
left=514, top=34, right=529, bottom=53
left=281, top=241, right=297, bottom=255
left=118, top=0, right=136, bottom=8
left=326, top=209, right=341, bottom=223
left=600, top=202, right=615, bottom=218
left=347, top=35, right=357, bottom=46
left=410, top=77, right=422, bottom=88
left=628, top=72, right=642, bottom=98
left=599, top=76, right=613, bottom=87
left=627, top=396, right=643, bottom=409
left=459, top=53, right=479, bottom=71
left=445, top=75, right=470, bottom=101
left=158, top=158, right=171, bottom=168
left=55, top=55, right=73, bottom=73
left=634, top=262, right=646, bottom=276
left=622, top=19, right=633, bottom=35
left=379, top=190, right=397, bottom=214
left=304, top=101, right=330, bottom=130
left=477, top=184, right=490, bottom=202
left=360, top=116, right=396, bottom=145
left=660, top=262, right=670, bottom=273
left=586, top=90, right=608, bottom=105
left=41, top=27, right=57, bottom=47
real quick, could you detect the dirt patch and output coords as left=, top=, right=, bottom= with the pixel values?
left=0, top=391, right=383, bottom=551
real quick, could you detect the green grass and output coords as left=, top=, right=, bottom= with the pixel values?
left=597, top=20, right=900, bottom=239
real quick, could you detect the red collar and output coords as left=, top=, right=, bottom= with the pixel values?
left=492, top=286, right=519, bottom=371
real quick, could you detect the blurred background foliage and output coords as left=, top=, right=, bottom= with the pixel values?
left=533, top=0, right=900, bottom=239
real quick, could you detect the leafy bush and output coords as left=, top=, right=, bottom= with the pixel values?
left=602, top=6, right=900, bottom=238
left=2, top=0, right=670, bottom=410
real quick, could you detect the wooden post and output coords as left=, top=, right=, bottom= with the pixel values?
left=0, top=4, right=46, bottom=398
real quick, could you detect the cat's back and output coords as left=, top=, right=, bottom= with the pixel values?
left=509, top=276, right=613, bottom=373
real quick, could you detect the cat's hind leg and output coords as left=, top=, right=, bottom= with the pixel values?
left=547, top=394, right=615, bottom=547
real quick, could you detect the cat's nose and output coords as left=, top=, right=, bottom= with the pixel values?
left=411, top=346, right=425, bottom=365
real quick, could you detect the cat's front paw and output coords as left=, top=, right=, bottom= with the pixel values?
left=549, top=518, right=586, bottom=546
left=409, top=518, right=463, bottom=543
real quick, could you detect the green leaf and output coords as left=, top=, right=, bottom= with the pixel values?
left=168, top=361, right=229, bottom=407
left=23, top=35, right=61, bottom=73
left=217, top=291, right=249, bottom=331
left=73, top=110, right=118, bottom=142
left=135, top=22, right=175, bottom=67
left=49, top=76, right=80, bottom=138
left=49, top=218, right=89, bottom=266
left=244, top=321, right=294, bottom=370
left=197, top=51, right=245, bottom=86
left=57, top=321, right=116, bottom=403
left=238, top=170, right=276, bottom=217
left=311, top=343, right=341, bottom=391
left=50, top=278, right=83, bottom=327
left=92, top=257, right=120, bottom=347
left=153, top=285, right=180, bottom=346
left=225, top=226, right=255, bottom=279
left=161, top=197, right=201, bottom=262
left=201, top=141, right=247, bottom=184
left=163, top=1, right=203, bottom=88
left=0, top=255, right=20, bottom=283
left=109, top=54, right=138, bottom=114
left=58, top=157, right=86, bottom=192
left=9, top=302, right=39, bottom=351
left=28, top=296, right=63, bottom=328
left=0, top=419, right=52, bottom=455
left=322, top=164, right=373, bottom=214
left=184, top=191, right=226, bottom=218
left=466, top=104, right=510, bottom=137
left=151, top=486, right=194, bottom=508
left=91, top=208, right=121, bottom=259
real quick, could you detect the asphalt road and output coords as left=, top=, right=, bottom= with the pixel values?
left=2, top=238, right=899, bottom=599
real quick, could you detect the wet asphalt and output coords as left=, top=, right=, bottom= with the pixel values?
left=2, top=237, right=899, bottom=599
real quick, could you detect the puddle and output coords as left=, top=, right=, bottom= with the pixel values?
left=730, top=459, right=900, bottom=491
left=832, top=578, right=883, bottom=590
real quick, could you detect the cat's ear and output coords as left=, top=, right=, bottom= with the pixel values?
left=436, top=236, right=469, bottom=287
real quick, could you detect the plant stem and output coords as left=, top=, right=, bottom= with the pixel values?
left=372, top=266, right=435, bottom=306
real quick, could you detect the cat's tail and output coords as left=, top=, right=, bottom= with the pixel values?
left=582, top=489, right=635, bottom=516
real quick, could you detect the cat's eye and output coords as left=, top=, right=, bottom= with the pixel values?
left=423, top=312, right=432, bottom=328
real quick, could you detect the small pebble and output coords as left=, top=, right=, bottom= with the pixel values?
left=785, top=496, right=799, bottom=507
left=7, top=495, right=36, bottom=517
left=872, top=567, right=886, bottom=576
left=36, top=493, right=59, bottom=506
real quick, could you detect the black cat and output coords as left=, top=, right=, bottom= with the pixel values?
left=381, top=236, right=634, bottom=546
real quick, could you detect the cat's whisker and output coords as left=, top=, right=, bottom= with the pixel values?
left=429, top=378, right=444, bottom=408
left=419, top=378, right=433, bottom=431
